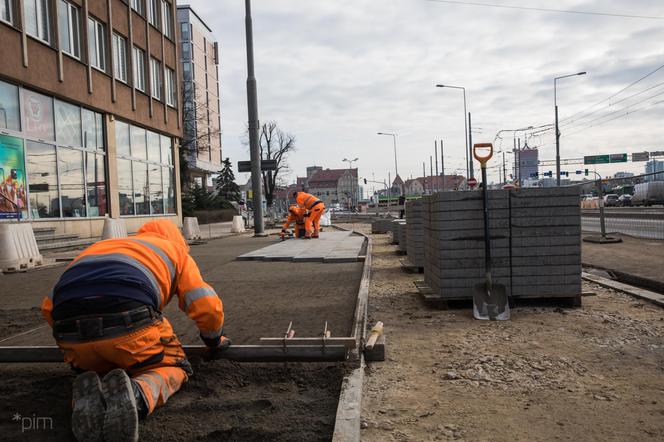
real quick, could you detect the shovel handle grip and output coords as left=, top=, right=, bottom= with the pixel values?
left=473, top=143, right=493, bottom=166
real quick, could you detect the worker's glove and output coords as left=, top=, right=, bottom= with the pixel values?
left=204, top=335, right=232, bottom=360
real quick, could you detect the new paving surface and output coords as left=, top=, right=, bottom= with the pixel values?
left=237, top=231, right=366, bottom=263
left=0, top=233, right=364, bottom=441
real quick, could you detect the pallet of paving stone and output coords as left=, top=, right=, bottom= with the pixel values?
left=400, top=259, right=423, bottom=273
left=371, top=219, right=393, bottom=234
left=389, top=219, right=403, bottom=245
left=397, top=221, right=408, bottom=253
left=406, top=200, right=425, bottom=267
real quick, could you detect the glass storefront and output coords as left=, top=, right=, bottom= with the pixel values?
left=1, top=78, right=107, bottom=219
left=0, top=78, right=176, bottom=220
left=115, top=120, right=175, bottom=216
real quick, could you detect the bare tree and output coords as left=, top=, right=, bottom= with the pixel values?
left=245, top=121, right=296, bottom=208
left=180, top=84, right=221, bottom=188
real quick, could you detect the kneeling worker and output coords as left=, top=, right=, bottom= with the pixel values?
left=293, top=191, right=326, bottom=238
left=282, top=204, right=307, bottom=239
left=41, top=220, right=230, bottom=442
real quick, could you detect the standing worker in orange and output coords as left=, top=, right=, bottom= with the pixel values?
left=41, top=220, right=230, bottom=442
left=281, top=204, right=307, bottom=239
left=293, top=191, right=326, bottom=238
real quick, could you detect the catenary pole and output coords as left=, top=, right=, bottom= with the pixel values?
left=245, top=0, right=264, bottom=235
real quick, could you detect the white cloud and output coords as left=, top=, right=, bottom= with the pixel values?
left=187, top=0, right=664, bottom=185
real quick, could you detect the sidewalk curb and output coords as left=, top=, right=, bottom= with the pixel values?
left=582, top=262, right=664, bottom=294
left=582, top=272, right=664, bottom=308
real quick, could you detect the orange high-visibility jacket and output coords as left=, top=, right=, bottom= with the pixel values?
left=41, top=220, right=224, bottom=341
left=295, top=192, right=322, bottom=210
left=282, top=205, right=306, bottom=229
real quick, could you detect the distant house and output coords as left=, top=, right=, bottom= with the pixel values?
left=404, top=175, right=467, bottom=196
left=307, top=168, right=359, bottom=207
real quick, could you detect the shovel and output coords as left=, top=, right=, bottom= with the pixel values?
left=472, top=143, right=510, bottom=321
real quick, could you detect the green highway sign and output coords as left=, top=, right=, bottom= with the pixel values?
left=584, top=153, right=627, bottom=165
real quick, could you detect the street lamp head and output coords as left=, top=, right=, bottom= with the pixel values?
left=436, top=84, right=445, bottom=88
left=577, top=72, right=587, bottom=76
left=342, top=158, right=349, bottom=162
left=352, top=157, right=359, bottom=162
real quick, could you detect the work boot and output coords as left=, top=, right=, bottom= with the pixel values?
left=102, top=369, right=139, bottom=442
left=131, top=380, right=150, bottom=420
left=72, top=371, right=105, bottom=442
left=312, top=229, right=320, bottom=238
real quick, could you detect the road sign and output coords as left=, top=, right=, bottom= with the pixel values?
left=467, top=177, right=478, bottom=188
left=583, top=153, right=627, bottom=165
left=632, top=152, right=650, bottom=162
left=237, top=160, right=278, bottom=173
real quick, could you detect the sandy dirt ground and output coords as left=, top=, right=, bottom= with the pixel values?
left=0, top=232, right=363, bottom=441
left=357, top=226, right=664, bottom=442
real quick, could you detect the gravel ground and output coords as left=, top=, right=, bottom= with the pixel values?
left=350, top=224, right=664, bottom=442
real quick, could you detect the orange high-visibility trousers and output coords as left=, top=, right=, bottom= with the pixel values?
left=55, top=318, right=189, bottom=415
left=305, top=204, right=325, bottom=237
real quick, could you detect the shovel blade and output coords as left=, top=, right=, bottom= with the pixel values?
left=472, top=283, right=510, bottom=321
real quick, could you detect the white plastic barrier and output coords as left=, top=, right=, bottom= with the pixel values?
left=183, top=217, right=202, bottom=240
left=320, top=211, right=331, bottom=227
left=231, top=215, right=246, bottom=233
left=101, top=218, right=128, bottom=240
left=0, top=223, right=43, bottom=272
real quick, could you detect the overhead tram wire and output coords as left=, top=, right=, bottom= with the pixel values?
left=425, top=0, right=664, bottom=21
left=558, top=62, right=664, bottom=125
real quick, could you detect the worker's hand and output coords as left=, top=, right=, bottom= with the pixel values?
left=281, top=228, right=287, bottom=233
left=205, top=335, right=231, bottom=360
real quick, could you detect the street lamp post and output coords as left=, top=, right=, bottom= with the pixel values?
left=342, top=157, right=359, bottom=211
left=554, top=71, right=586, bottom=186
left=377, top=132, right=399, bottom=179
left=436, top=84, right=471, bottom=179
left=244, top=0, right=265, bottom=235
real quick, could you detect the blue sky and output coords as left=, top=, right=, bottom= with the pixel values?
left=186, top=0, right=664, bottom=187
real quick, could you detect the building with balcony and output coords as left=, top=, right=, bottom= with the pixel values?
left=0, top=0, right=183, bottom=238
left=177, top=4, right=221, bottom=190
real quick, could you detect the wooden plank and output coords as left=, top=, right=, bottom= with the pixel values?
left=582, top=272, right=664, bottom=308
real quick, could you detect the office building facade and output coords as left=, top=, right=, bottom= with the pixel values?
left=0, top=0, right=182, bottom=237
left=177, top=5, right=221, bottom=189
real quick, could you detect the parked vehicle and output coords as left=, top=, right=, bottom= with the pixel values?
left=603, top=194, right=619, bottom=207
left=618, top=194, right=632, bottom=207
left=632, top=182, right=664, bottom=206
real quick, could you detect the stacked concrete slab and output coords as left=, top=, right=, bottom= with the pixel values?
left=398, top=221, right=408, bottom=253
left=509, top=187, right=581, bottom=299
left=371, top=218, right=393, bottom=234
left=405, top=200, right=425, bottom=267
left=424, top=191, right=511, bottom=300
left=421, top=187, right=581, bottom=302
left=389, top=219, right=403, bottom=245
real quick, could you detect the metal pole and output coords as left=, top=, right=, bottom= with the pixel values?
left=434, top=140, right=439, bottom=192
left=517, top=138, right=521, bottom=187
left=392, top=134, right=398, bottom=178
left=387, top=171, right=391, bottom=212
left=440, top=139, right=445, bottom=192
left=555, top=103, right=561, bottom=186
left=463, top=90, right=469, bottom=180
left=244, top=0, right=264, bottom=235
left=422, top=162, right=426, bottom=195
left=468, top=112, right=474, bottom=179
left=502, top=152, right=506, bottom=186
left=430, top=156, right=433, bottom=194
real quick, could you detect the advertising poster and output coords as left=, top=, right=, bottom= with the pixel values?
left=21, top=89, right=54, bottom=140
left=0, top=134, right=27, bottom=219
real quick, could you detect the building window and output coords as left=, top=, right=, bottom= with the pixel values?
left=132, top=46, right=146, bottom=92
left=114, top=121, right=174, bottom=216
left=59, top=147, right=86, bottom=217
left=24, top=0, right=50, bottom=44
left=161, top=1, right=173, bottom=39
left=21, top=88, right=55, bottom=141
left=58, top=1, right=80, bottom=58
left=55, top=99, right=82, bottom=147
left=165, top=67, right=176, bottom=107
left=180, top=22, right=189, bottom=40
left=181, top=42, right=190, bottom=61
left=88, top=17, right=107, bottom=72
left=147, top=0, right=160, bottom=29
left=26, top=141, right=59, bottom=218
left=131, top=0, right=143, bottom=16
left=150, top=57, right=162, bottom=100
left=0, top=80, right=21, bottom=131
left=82, top=109, right=103, bottom=151
left=112, top=33, right=128, bottom=83
left=86, top=151, right=106, bottom=216
left=1, top=0, right=13, bottom=24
